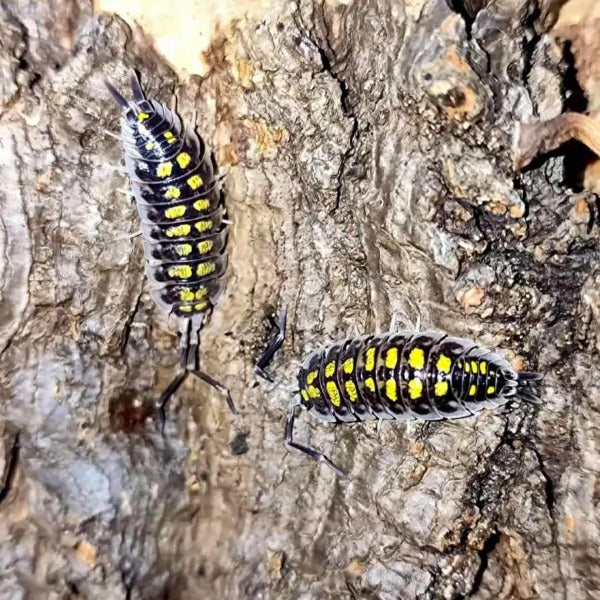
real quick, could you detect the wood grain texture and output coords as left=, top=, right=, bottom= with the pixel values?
left=0, top=0, right=598, bottom=598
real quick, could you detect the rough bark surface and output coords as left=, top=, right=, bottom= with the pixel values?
left=0, top=0, right=598, bottom=599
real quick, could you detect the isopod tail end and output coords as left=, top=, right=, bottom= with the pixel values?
left=516, top=371, right=543, bottom=404
left=129, top=69, right=146, bottom=103
left=517, top=371, right=544, bottom=382
left=104, top=78, right=130, bottom=110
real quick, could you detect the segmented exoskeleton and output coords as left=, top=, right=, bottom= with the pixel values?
left=105, top=71, right=236, bottom=426
left=257, top=309, right=542, bottom=478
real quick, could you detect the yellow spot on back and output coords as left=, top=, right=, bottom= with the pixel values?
left=187, top=174, right=203, bottom=190
left=408, top=347, right=425, bottom=370
left=365, top=377, right=375, bottom=392
left=307, top=371, right=318, bottom=385
left=168, top=265, right=192, bottom=279
left=480, top=361, right=487, bottom=374
left=164, top=186, right=181, bottom=200
left=166, top=224, right=191, bottom=237
left=487, top=385, right=496, bottom=394
left=385, top=379, right=398, bottom=401
left=385, top=348, right=398, bottom=369
left=469, top=384, right=477, bottom=396
left=345, top=380, right=358, bottom=402
left=365, top=347, right=376, bottom=371
left=178, top=305, right=192, bottom=313
left=326, top=381, right=341, bottom=407
left=164, top=205, right=186, bottom=219
left=408, top=378, right=423, bottom=399
left=179, top=289, right=194, bottom=302
left=464, top=362, right=471, bottom=373
left=435, top=381, right=449, bottom=396
left=195, top=287, right=207, bottom=299
left=156, top=162, right=173, bottom=178
left=301, top=389, right=310, bottom=403
left=193, top=199, right=210, bottom=212
left=195, top=220, right=212, bottom=233
left=325, top=362, right=336, bottom=378
left=145, top=140, right=155, bottom=150
left=197, top=240, right=213, bottom=254
left=308, top=385, right=321, bottom=399
left=137, top=112, right=150, bottom=122
left=175, top=243, right=192, bottom=257
left=471, top=361, right=478, bottom=373
left=343, top=358, right=354, bottom=374
left=176, top=152, right=192, bottom=169
left=436, top=354, right=452, bottom=374
left=164, top=130, right=176, bottom=144
left=194, top=302, right=207, bottom=311
left=197, top=262, right=215, bottom=277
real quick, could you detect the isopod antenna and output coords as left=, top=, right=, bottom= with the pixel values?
left=255, top=307, right=348, bottom=479
left=156, top=318, right=237, bottom=431
left=284, top=398, right=349, bottom=479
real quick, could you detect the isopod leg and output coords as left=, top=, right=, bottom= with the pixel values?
left=255, top=306, right=287, bottom=383
left=284, top=401, right=349, bottom=479
left=189, top=369, right=238, bottom=416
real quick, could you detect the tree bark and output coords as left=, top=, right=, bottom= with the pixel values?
left=0, top=0, right=598, bottom=598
